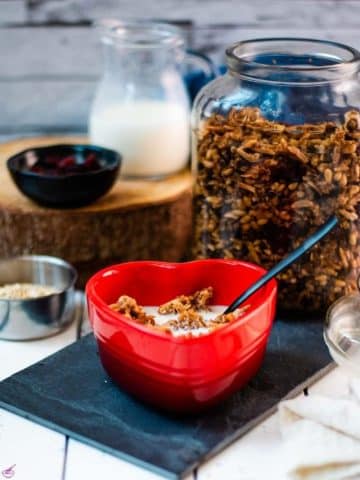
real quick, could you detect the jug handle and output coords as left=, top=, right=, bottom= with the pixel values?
left=185, top=49, right=219, bottom=79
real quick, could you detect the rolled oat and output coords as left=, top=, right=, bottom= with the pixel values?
left=0, top=283, right=58, bottom=300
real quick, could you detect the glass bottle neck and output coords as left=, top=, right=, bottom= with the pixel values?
left=102, top=41, right=183, bottom=79
left=98, top=20, right=185, bottom=79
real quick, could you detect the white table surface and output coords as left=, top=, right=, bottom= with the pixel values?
left=0, top=313, right=350, bottom=480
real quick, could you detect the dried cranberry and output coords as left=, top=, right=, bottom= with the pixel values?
left=58, top=156, right=76, bottom=170
left=27, top=151, right=103, bottom=176
left=84, top=153, right=101, bottom=170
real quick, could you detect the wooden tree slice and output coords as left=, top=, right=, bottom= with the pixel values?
left=0, top=136, right=193, bottom=285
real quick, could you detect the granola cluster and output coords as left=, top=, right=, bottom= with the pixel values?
left=109, top=295, right=155, bottom=325
left=158, top=286, right=213, bottom=314
left=109, top=288, right=248, bottom=336
left=193, top=107, right=360, bottom=312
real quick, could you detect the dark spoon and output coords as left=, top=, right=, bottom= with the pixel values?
left=224, top=215, right=339, bottom=314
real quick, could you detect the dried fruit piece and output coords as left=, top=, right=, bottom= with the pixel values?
left=28, top=153, right=102, bottom=176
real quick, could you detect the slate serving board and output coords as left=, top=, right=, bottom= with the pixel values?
left=0, top=317, right=333, bottom=479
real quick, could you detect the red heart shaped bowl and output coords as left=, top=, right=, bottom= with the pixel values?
left=86, top=259, right=277, bottom=413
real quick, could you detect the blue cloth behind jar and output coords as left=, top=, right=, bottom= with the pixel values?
left=183, top=51, right=220, bottom=103
left=184, top=69, right=215, bottom=102
left=214, top=54, right=352, bottom=124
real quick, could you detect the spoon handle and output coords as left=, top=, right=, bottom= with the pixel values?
left=223, top=215, right=338, bottom=314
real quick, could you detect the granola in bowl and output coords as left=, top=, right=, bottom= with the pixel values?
left=109, top=287, right=249, bottom=337
left=193, top=107, right=360, bottom=312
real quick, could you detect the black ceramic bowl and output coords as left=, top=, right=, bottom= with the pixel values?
left=7, top=144, right=121, bottom=208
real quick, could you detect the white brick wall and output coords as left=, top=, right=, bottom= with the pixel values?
left=1, top=0, right=360, bottom=134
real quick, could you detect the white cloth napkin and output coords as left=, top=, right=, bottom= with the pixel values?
left=278, top=379, right=360, bottom=480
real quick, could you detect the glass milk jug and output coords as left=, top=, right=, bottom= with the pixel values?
left=90, top=20, right=208, bottom=178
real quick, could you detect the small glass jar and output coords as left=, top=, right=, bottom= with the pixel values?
left=192, top=38, right=360, bottom=312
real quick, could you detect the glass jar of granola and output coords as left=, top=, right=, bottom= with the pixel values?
left=192, top=38, right=360, bottom=312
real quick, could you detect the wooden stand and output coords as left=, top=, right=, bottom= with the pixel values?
left=0, top=136, right=193, bottom=285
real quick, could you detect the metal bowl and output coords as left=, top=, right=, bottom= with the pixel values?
left=324, top=293, right=360, bottom=377
left=0, top=255, right=77, bottom=341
